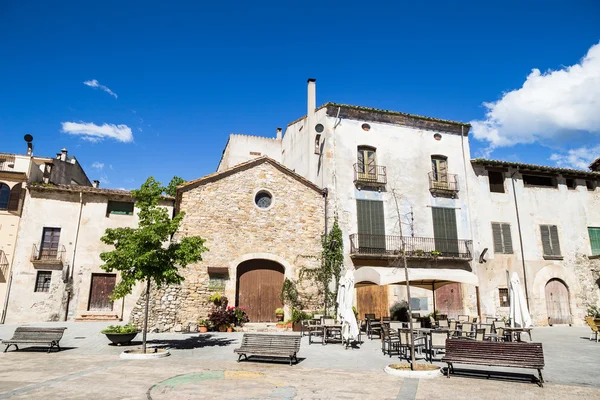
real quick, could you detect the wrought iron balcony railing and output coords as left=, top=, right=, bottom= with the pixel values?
left=31, top=244, right=66, bottom=265
left=353, top=164, right=387, bottom=187
left=0, top=250, right=8, bottom=282
left=428, top=171, right=459, bottom=197
left=349, top=234, right=473, bottom=260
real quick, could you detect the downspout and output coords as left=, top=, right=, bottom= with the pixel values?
left=511, top=170, right=530, bottom=309
left=64, top=191, right=84, bottom=321
left=323, top=188, right=329, bottom=235
left=460, top=127, right=481, bottom=319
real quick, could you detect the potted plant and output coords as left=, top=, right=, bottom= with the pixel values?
left=198, top=319, right=210, bottom=333
left=275, top=307, right=284, bottom=322
left=226, top=324, right=234, bottom=333
left=209, top=292, right=227, bottom=307
left=101, top=324, right=139, bottom=346
left=291, top=308, right=309, bottom=332
left=208, top=307, right=234, bottom=333
left=231, top=306, right=249, bottom=327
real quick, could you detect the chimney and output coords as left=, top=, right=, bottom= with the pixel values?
left=92, top=180, right=100, bottom=188
left=307, top=78, right=316, bottom=118
left=60, top=148, right=68, bottom=162
left=276, top=127, right=282, bottom=140
left=26, top=143, right=33, bottom=156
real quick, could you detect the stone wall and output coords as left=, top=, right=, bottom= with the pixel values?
left=132, top=159, right=324, bottom=332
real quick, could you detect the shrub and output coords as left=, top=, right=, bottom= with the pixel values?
left=275, top=307, right=284, bottom=314
left=390, top=300, right=409, bottom=322
left=290, top=308, right=310, bottom=323
left=102, top=324, right=138, bottom=334
left=587, top=305, right=600, bottom=318
left=230, top=306, right=249, bottom=326
left=208, top=307, right=234, bottom=328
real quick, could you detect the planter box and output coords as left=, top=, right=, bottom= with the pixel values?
left=292, top=322, right=302, bottom=332
left=104, top=332, right=138, bottom=346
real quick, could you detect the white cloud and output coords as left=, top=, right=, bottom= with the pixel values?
left=61, top=122, right=133, bottom=143
left=99, top=173, right=111, bottom=185
left=91, top=162, right=104, bottom=170
left=471, top=42, right=600, bottom=151
left=549, top=145, right=600, bottom=170
left=83, top=79, right=118, bottom=99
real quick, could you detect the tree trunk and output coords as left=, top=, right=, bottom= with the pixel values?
left=402, top=252, right=416, bottom=370
left=142, top=278, right=150, bottom=353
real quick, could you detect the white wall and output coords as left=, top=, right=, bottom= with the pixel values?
left=218, top=134, right=281, bottom=171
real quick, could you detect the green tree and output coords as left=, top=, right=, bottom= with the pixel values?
left=164, top=176, right=186, bottom=197
left=100, top=177, right=207, bottom=353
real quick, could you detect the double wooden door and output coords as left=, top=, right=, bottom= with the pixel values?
left=545, top=279, right=570, bottom=325
left=88, top=274, right=116, bottom=311
left=237, top=260, right=284, bottom=322
left=356, top=285, right=389, bottom=320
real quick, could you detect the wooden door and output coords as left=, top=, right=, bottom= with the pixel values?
left=435, top=283, right=462, bottom=319
left=88, top=274, right=116, bottom=311
left=40, top=227, right=61, bottom=259
left=357, top=285, right=389, bottom=319
left=545, top=279, right=570, bottom=325
left=236, top=260, right=284, bottom=322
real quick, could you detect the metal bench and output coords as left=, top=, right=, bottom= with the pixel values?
left=442, top=339, right=545, bottom=386
left=234, top=333, right=301, bottom=366
left=2, top=327, right=67, bottom=353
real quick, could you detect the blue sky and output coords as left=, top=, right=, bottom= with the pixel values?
left=1, top=1, right=599, bottom=189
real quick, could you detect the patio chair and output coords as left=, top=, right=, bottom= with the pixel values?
left=494, top=327, right=505, bottom=342
left=398, top=328, right=426, bottom=360
left=472, top=317, right=478, bottom=323
left=307, top=318, right=324, bottom=345
left=458, top=315, right=470, bottom=322
left=381, top=326, right=401, bottom=357
left=585, top=316, right=599, bottom=342
left=389, top=322, right=403, bottom=332
left=366, top=316, right=382, bottom=340
left=486, top=317, right=497, bottom=324
left=458, top=322, right=473, bottom=338
left=438, top=319, right=449, bottom=328
left=474, top=328, right=485, bottom=341
left=438, top=314, right=448, bottom=321
left=411, top=313, right=421, bottom=319
left=365, top=313, right=376, bottom=320
left=428, top=330, right=449, bottom=362
left=412, top=321, right=421, bottom=329
left=448, top=320, right=458, bottom=336
left=382, top=316, right=390, bottom=323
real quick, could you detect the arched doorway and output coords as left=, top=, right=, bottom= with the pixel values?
left=545, top=279, right=570, bottom=325
left=236, top=259, right=284, bottom=322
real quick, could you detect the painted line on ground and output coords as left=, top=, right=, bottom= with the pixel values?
left=397, top=378, right=419, bottom=400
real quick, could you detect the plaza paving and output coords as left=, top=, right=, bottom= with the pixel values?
left=0, top=322, right=598, bottom=399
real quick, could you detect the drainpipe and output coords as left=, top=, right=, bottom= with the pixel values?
left=64, top=191, right=84, bottom=321
left=323, top=188, right=329, bottom=235
left=460, top=127, right=481, bottom=320
left=510, top=170, right=530, bottom=309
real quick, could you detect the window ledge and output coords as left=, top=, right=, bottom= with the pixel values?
left=543, top=255, right=564, bottom=260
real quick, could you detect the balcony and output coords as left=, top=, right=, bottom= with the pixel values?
left=349, top=234, right=473, bottom=260
left=0, top=250, right=8, bottom=283
left=428, top=171, right=459, bottom=197
left=353, top=164, right=387, bottom=188
left=31, top=244, right=66, bottom=268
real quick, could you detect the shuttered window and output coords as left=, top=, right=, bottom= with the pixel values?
left=491, top=222, right=513, bottom=254
left=540, top=225, right=561, bottom=257
left=589, top=227, right=600, bottom=256
left=356, top=200, right=386, bottom=251
left=488, top=171, right=505, bottom=193
left=0, top=183, right=9, bottom=210
left=432, top=207, right=459, bottom=255
left=107, top=201, right=134, bottom=215
left=498, top=288, right=509, bottom=307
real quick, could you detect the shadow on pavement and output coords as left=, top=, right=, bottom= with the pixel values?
left=3, top=346, right=77, bottom=353
left=125, top=334, right=238, bottom=350
left=444, top=367, right=542, bottom=386
left=236, top=355, right=306, bottom=366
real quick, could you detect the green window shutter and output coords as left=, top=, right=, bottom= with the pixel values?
left=501, top=223, right=513, bottom=254
left=432, top=207, right=445, bottom=239
left=540, top=225, right=552, bottom=255
left=432, top=207, right=459, bottom=255
left=549, top=225, right=561, bottom=256
left=492, top=223, right=504, bottom=253
left=356, top=200, right=385, bottom=250
left=356, top=200, right=369, bottom=235
left=589, top=227, right=600, bottom=255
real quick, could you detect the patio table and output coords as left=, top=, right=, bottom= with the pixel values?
left=504, top=327, right=533, bottom=342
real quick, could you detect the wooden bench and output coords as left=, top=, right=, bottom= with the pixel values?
left=442, top=339, right=545, bottom=386
left=2, top=327, right=67, bottom=353
left=234, top=333, right=301, bottom=366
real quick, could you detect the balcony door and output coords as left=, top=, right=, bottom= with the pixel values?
left=431, top=207, right=459, bottom=256
left=357, top=199, right=386, bottom=253
left=40, top=227, right=61, bottom=259
left=431, top=155, right=449, bottom=189
left=357, top=147, right=377, bottom=181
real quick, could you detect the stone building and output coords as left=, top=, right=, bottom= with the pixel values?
left=1, top=142, right=92, bottom=323
left=132, top=157, right=324, bottom=331
left=3, top=184, right=174, bottom=324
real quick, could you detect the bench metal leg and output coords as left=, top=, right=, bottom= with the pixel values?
left=446, top=363, right=451, bottom=378
left=538, top=369, right=544, bottom=387
left=237, top=354, right=247, bottom=363
left=4, top=344, right=18, bottom=353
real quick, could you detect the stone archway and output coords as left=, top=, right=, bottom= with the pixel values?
left=236, top=259, right=285, bottom=322
left=532, top=265, right=579, bottom=325
left=545, top=279, right=571, bottom=325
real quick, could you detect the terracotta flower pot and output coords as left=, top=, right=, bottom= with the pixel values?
left=227, top=327, right=233, bottom=332
left=276, top=313, right=284, bottom=322
left=199, top=326, right=208, bottom=333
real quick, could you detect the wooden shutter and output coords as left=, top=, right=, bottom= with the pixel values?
left=7, top=183, right=22, bottom=211
left=589, top=228, right=600, bottom=256
left=357, top=149, right=365, bottom=173
left=432, top=207, right=459, bottom=255
left=549, top=225, right=561, bottom=256
left=540, top=225, right=552, bottom=255
left=501, top=223, right=513, bottom=253
left=492, top=223, right=504, bottom=253
left=356, top=200, right=385, bottom=251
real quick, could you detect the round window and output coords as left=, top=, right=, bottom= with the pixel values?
left=361, top=123, right=371, bottom=131
left=315, top=123, right=324, bottom=133
left=255, top=191, right=272, bottom=209
left=434, top=133, right=442, bottom=141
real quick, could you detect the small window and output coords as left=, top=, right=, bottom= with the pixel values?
left=498, top=288, right=509, bottom=307
left=107, top=201, right=134, bottom=215
left=314, top=134, right=321, bottom=154
left=491, top=222, right=513, bottom=254
left=586, top=180, right=596, bottom=191
left=565, top=178, right=577, bottom=189
left=431, top=155, right=448, bottom=182
left=249, top=151, right=261, bottom=156
left=488, top=171, right=505, bottom=193
left=254, top=191, right=272, bottom=209
left=522, top=174, right=556, bottom=188
left=410, top=297, right=428, bottom=311
left=208, top=274, right=227, bottom=291
left=540, top=225, right=562, bottom=258
left=589, top=227, right=600, bottom=256
left=0, top=182, right=10, bottom=210
left=35, top=271, right=52, bottom=292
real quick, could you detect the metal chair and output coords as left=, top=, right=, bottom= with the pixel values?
left=458, top=315, right=470, bottom=322
left=486, top=317, right=497, bottom=324
left=381, top=326, right=401, bottom=357
left=458, top=322, right=473, bottom=338
left=474, top=328, right=485, bottom=341
left=438, top=319, right=449, bottom=328
left=428, top=330, right=449, bottom=362
left=398, top=328, right=426, bottom=360
left=585, top=316, right=599, bottom=342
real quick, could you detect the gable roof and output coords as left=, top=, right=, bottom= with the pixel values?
left=590, top=157, right=600, bottom=172
left=178, top=156, right=323, bottom=194
left=28, top=183, right=175, bottom=201
left=472, top=158, right=600, bottom=178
